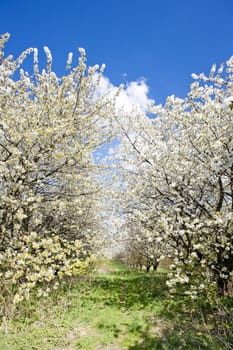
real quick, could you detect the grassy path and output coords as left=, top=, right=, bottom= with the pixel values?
left=55, top=260, right=171, bottom=350
left=0, top=260, right=227, bottom=349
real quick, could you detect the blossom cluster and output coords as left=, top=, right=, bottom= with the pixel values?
left=1, top=233, right=95, bottom=303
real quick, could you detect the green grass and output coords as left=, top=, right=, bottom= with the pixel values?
left=0, top=259, right=232, bottom=349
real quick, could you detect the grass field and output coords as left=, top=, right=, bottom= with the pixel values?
left=0, top=260, right=232, bottom=349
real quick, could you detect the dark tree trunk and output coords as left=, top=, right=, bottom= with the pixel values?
left=153, top=261, right=159, bottom=271
left=216, top=276, right=230, bottom=297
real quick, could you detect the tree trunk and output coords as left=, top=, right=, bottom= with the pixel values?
left=153, top=261, right=159, bottom=271
left=216, top=276, right=230, bottom=297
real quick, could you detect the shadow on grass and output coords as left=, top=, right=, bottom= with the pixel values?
left=127, top=332, right=213, bottom=350
left=127, top=332, right=172, bottom=350
left=86, top=269, right=225, bottom=349
left=84, top=270, right=168, bottom=310
left=75, top=262, right=230, bottom=350
left=125, top=315, right=218, bottom=350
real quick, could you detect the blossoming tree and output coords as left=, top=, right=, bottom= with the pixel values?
left=114, top=57, right=233, bottom=297
left=0, top=33, right=117, bottom=303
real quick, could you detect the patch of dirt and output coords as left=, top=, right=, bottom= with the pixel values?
left=149, top=318, right=173, bottom=337
left=56, top=323, right=126, bottom=350
left=55, top=324, right=96, bottom=350
left=97, top=266, right=112, bottom=273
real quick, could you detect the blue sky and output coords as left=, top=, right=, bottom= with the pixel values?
left=1, top=0, right=233, bottom=104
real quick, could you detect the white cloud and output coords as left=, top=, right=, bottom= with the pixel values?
left=117, top=79, right=154, bottom=113
left=94, top=74, right=113, bottom=96
left=95, top=74, right=154, bottom=115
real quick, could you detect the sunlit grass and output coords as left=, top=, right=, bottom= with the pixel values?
left=0, top=259, right=232, bottom=349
